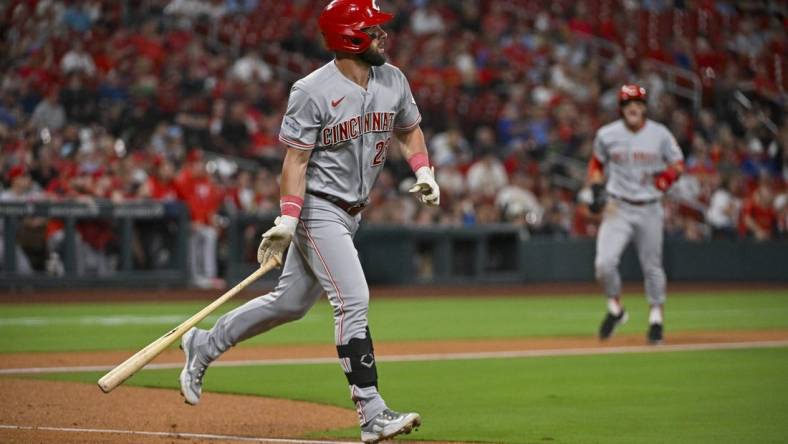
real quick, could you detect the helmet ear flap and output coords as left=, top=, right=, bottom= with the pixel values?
left=345, top=29, right=372, bottom=52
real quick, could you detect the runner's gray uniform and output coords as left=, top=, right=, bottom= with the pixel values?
left=187, top=60, right=421, bottom=424
left=593, top=119, right=683, bottom=306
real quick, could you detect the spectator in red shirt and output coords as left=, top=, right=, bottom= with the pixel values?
left=177, top=150, right=223, bottom=288
left=130, top=20, right=165, bottom=68
left=135, top=156, right=181, bottom=270
left=739, top=182, right=777, bottom=240
left=139, top=157, right=179, bottom=201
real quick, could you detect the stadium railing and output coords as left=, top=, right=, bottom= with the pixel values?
left=1, top=205, right=786, bottom=288
left=0, top=200, right=190, bottom=288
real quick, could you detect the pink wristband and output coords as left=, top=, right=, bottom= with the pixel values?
left=280, top=195, right=304, bottom=219
left=407, top=152, right=430, bottom=173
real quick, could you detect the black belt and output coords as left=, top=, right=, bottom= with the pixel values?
left=307, top=191, right=367, bottom=216
left=609, top=193, right=659, bottom=206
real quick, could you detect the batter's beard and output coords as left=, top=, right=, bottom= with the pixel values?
left=359, top=48, right=386, bottom=66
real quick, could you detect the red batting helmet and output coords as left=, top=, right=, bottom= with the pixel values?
left=318, top=0, right=393, bottom=54
left=618, top=84, right=647, bottom=106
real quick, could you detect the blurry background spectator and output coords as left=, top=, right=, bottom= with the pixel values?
left=0, top=0, right=785, bottom=277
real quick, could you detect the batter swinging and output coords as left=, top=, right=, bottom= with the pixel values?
left=178, top=1, right=438, bottom=442
left=585, top=84, right=684, bottom=344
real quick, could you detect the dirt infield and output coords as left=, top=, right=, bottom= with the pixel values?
left=2, top=330, right=787, bottom=443
left=0, top=378, right=359, bottom=443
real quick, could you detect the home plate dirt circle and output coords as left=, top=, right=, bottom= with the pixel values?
left=0, top=379, right=356, bottom=443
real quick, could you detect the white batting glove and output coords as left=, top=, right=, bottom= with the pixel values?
left=257, top=215, right=298, bottom=266
left=408, top=166, right=440, bottom=206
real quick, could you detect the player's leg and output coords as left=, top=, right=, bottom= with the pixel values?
left=296, top=198, right=419, bottom=437
left=595, top=201, right=635, bottom=339
left=179, top=243, right=323, bottom=405
left=188, top=226, right=203, bottom=284
left=296, top=214, right=386, bottom=423
left=633, top=203, right=667, bottom=344
left=201, top=225, right=218, bottom=281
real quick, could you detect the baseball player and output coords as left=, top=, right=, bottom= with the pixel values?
left=584, top=84, right=684, bottom=344
left=178, top=1, right=437, bottom=442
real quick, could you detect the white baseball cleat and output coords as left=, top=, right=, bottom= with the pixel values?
left=179, top=328, right=206, bottom=405
left=360, top=409, right=421, bottom=443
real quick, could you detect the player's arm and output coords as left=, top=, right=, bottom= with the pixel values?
left=393, top=69, right=438, bottom=207
left=280, top=146, right=310, bottom=204
left=586, top=154, right=605, bottom=185
left=583, top=134, right=607, bottom=214
left=395, top=126, right=440, bottom=206
left=654, top=131, right=685, bottom=192
left=257, top=82, right=318, bottom=266
left=256, top=146, right=310, bottom=266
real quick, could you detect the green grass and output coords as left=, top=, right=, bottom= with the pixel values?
left=8, top=290, right=788, bottom=443
left=43, top=347, right=788, bottom=443
left=2, top=291, right=788, bottom=353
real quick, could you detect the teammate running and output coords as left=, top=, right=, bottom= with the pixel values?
left=584, top=84, right=684, bottom=344
left=178, top=1, right=438, bottom=442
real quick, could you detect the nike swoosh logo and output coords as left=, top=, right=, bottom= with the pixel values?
left=331, top=96, right=345, bottom=107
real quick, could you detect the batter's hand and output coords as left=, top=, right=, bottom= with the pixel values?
left=257, top=216, right=298, bottom=266
left=654, top=166, right=681, bottom=192
left=409, top=166, right=440, bottom=206
left=654, top=171, right=674, bottom=192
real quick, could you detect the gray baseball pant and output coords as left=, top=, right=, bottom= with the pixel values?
left=595, top=199, right=667, bottom=306
left=188, top=195, right=386, bottom=424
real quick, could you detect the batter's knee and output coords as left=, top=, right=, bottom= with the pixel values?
left=250, top=292, right=311, bottom=324
left=332, top=284, right=370, bottom=342
left=332, top=283, right=369, bottom=316
left=278, top=304, right=312, bottom=322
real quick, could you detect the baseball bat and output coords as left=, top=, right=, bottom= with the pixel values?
left=97, top=256, right=282, bottom=393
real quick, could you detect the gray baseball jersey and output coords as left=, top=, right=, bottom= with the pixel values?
left=279, top=61, right=421, bottom=204
left=593, top=119, right=683, bottom=201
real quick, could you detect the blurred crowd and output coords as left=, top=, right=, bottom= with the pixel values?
left=1, top=0, right=786, bottom=280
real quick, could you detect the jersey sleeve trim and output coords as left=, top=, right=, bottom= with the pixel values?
left=587, top=154, right=605, bottom=181
left=394, top=115, right=421, bottom=132
left=279, top=134, right=315, bottom=151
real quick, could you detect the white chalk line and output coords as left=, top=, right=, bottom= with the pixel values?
left=1, top=339, right=787, bottom=375
left=0, top=313, right=323, bottom=326
left=0, top=424, right=352, bottom=443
